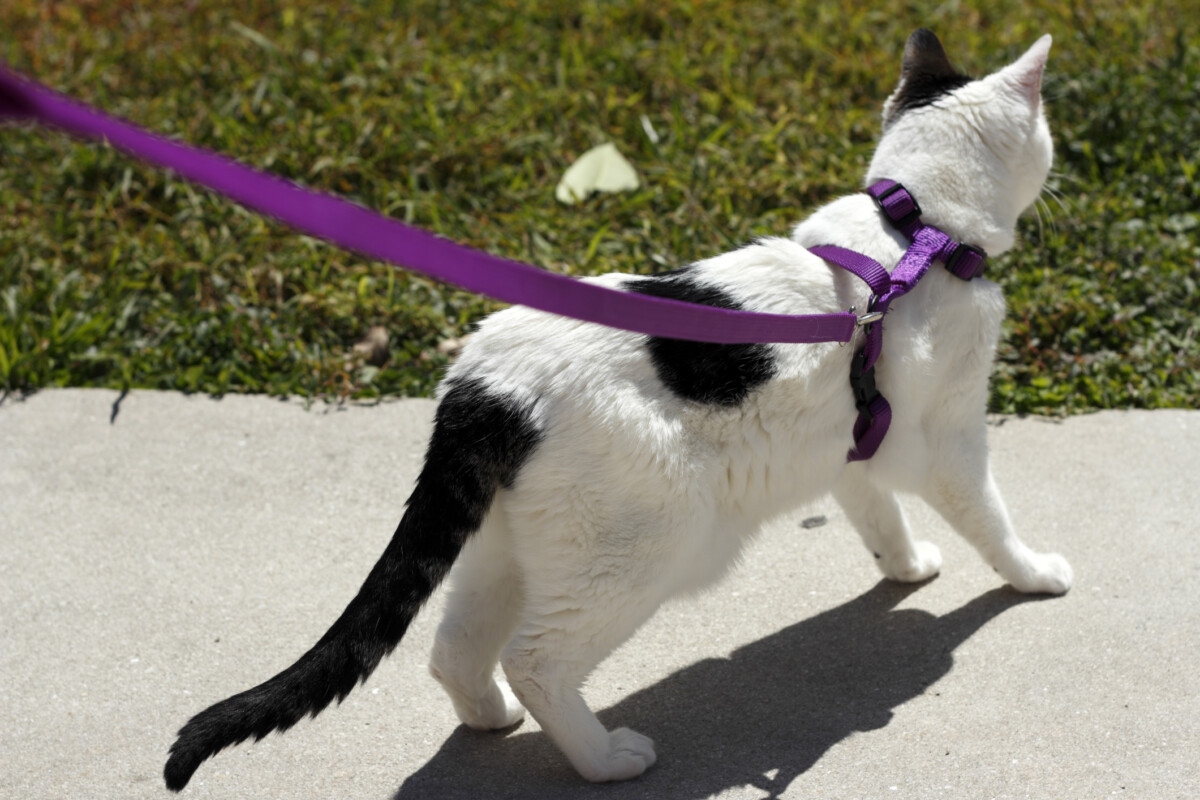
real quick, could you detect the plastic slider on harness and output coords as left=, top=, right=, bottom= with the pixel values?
left=946, top=242, right=988, bottom=280
left=871, top=181, right=923, bottom=232
left=848, top=349, right=880, bottom=421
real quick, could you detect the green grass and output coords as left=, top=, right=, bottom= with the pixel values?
left=2, top=0, right=1198, bottom=412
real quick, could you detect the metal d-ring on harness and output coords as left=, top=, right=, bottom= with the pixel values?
left=810, top=180, right=990, bottom=461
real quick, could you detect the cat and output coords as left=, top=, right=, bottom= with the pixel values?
left=164, top=28, right=1071, bottom=790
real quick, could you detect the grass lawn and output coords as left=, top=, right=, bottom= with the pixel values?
left=2, top=0, right=1198, bottom=412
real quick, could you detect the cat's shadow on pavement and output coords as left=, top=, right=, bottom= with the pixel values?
left=394, top=580, right=1044, bottom=800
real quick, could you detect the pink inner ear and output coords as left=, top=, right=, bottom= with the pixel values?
left=1015, top=64, right=1044, bottom=104
left=1004, top=35, right=1051, bottom=106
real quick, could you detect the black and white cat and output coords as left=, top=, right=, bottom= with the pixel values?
left=165, top=29, right=1070, bottom=790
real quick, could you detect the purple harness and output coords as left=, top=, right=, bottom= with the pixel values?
left=0, top=67, right=988, bottom=462
left=812, top=180, right=988, bottom=460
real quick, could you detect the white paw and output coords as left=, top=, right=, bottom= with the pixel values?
left=439, top=677, right=525, bottom=730
left=462, top=679, right=525, bottom=730
left=578, top=728, right=657, bottom=782
left=1006, top=551, right=1073, bottom=595
left=880, top=540, right=943, bottom=583
left=491, top=680, right=526, bottom=728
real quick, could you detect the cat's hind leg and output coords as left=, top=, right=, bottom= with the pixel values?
left=500, top=578, right=661, bottom=782
left=834, top=463, right=942, bottom=583
left=429, top=513, right=526, bottom=730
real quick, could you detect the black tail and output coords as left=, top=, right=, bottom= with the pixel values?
left=164, top=379, right=540, bottom=791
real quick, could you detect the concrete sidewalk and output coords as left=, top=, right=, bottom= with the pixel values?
left=1, top=389, right=1197, bottom=799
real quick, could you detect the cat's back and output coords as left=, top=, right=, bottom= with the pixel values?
left=445, top=236, right=844, bottom=405
left=443, top=271, right=659, bottom=414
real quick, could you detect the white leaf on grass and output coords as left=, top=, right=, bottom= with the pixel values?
left=555, top=143, right=640, bottom=205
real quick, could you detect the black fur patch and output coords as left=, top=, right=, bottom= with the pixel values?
left=626, top=267, right=776, bottom=406
left=891, top=71, right=972, bottom=116
left=410, top=377, right=543, bottom=540
left=163, top=378, right=540, bottom=792
left=890, top=28, right=972, bottom=119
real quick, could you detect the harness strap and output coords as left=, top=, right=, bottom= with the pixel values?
left=814, top=181, right=990, bottom=461
left=868, top=180, right=988, bottom=280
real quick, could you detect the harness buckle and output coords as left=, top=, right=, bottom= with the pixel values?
left=849, top=349, right=880, bottom=421
left=872, top=181, right=923, bottom=232
left=945, top=242, right=988, bottom=280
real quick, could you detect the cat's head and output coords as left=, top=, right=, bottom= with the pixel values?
left=867, top=29, right=1053, bottom=255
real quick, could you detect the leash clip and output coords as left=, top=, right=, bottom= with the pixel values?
left=851, top=295, right=884, bottom=327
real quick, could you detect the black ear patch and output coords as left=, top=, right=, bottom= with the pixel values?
left=889, top=28, right=972, bottom=119
left=626, top=267, right=776, bottom=407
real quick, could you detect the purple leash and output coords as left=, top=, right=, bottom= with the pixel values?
left=0, top=66, right=857, bottom=346
left=812, top=181, right=989, bottom=461
left=0, top=67, right=988, bottom=460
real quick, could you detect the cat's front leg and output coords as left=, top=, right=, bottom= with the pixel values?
left=833, top=464, right=942, bottom=583
left=922, top=441, right=1072, bottom=595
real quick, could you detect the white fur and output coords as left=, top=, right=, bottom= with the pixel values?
left=428, top=35, right=1070, bottom=782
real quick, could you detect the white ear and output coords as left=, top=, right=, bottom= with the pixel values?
left=1001, top=34, right=1052, bottom=109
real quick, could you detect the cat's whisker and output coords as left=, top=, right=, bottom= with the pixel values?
left=1037, top=196, right=1062, bottom=241
left=1031, top=197, right=1048, bottom=243
left=1041, top=183, right=1074, bottom=218
left=1047, top=169, right=1085, bottom=188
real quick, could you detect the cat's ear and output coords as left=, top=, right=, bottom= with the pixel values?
left=882, top=29, right=970, bottom=126
left=998, top=35, right=1052, bottom=110
left=900, top=28, right=959, bottom=83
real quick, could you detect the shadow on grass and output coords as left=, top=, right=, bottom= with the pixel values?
left=394, top=580, right=1046, bottom=800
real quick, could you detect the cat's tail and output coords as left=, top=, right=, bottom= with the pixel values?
left=163, top=378, right=541, bottom=792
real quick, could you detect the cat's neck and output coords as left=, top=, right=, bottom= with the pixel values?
left=791, top=175, right=1016, bottom=274
left=863, top=167, right=1018, bottom=256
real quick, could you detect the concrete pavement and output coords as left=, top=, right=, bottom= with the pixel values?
left=2, top=389, right=1197, bottom=799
